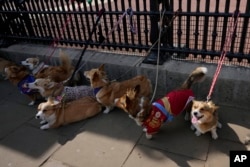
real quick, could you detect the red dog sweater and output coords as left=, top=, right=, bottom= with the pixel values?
left=143, top=89, right=194, bottom=135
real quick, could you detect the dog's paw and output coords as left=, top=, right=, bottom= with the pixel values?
left=217, top=122, right=222, bottom=129
left=40, top=124, right=50, bottom=130
left=212, top=133, right=218, bottom=140
left=28, top=101, right=35, bottom=106
left=191, top=124, right=196, bottom=131
left=195, top=130, right=201, bottom=136
left=146, top=133, right=152, bottom=140
left=40, top=120, right=47, bottom=125
left=103, top=108, right=110, bottom=114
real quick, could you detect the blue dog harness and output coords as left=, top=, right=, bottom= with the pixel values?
left=17, top=75, right=36, bottom=95
left=152, top=102, right=174, bottom=122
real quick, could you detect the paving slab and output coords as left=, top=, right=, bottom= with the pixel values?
left=123, top=144, right=205, bottom=167
left=0, top=125, right=62, bottom=167
left=138, top=114, right=210, bottom=161
left=47, top=110, right=143, bottom=167
left=205, top=139, right=247, bottom=167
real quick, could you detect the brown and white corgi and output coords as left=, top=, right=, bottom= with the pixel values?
left=24, top=78, right=94, bottom=102
left=115, top=67, right=208, bottom=139
left=191, top=100, right=222, bottom=139
left=21, top=50, right=73, bottom=83
left=36, top=96, right=102, bottom=129
left=4, top=64, right=40, bottom=105
left=84, top=64, right=152, bottom=114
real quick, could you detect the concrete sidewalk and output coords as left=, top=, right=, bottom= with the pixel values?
left=0, top=44, right=249, bottom=167
left=0, top=74, right=249, bottom=167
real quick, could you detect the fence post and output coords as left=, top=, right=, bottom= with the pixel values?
left=143, top=0, right=172, bottom=65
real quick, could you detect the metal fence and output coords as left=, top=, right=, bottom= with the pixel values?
left=0, top=0, right=250, bottom=67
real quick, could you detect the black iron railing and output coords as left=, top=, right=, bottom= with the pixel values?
left=0, top=0, right=250, bottom=67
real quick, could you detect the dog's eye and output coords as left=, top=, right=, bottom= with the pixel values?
left=200, top=108, right=204, bottom=111
left=42, top=109, right=47, bottom=112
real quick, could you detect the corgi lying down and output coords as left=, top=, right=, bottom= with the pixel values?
left=115, top=67, right=213, bottom=139
left=84, top=64, right=152, bottom=114
left=36, top=96, right=102, bottom=129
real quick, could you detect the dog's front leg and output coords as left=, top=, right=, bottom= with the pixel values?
left=195, top=130, right=201, bottom=136
left=211, top=128, right=218, bottom=139
left=103, top=106, right=113, bottom=114
left=40, top=124, right=50, bottom=130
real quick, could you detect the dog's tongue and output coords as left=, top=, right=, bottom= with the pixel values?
left=192, top=117, right=198, bottom=124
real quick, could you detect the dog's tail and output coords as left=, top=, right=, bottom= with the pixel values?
left=181, top=67, right=207, bottom=89
left=59, top=49, right=72, bottom=73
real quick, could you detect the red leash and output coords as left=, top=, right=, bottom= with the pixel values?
left=207, top=11, right=240, bottom=101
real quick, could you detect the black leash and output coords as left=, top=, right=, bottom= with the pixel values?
left=68, top=8, right=105, bottom=86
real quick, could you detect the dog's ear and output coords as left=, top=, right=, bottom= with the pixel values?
left=92, top=72, right=99, bottom=82
left=98, top=64, right=105, bottom=71
left=33, top=58, right=39, bottom=66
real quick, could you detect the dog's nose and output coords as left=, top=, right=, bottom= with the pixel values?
left=193, top=112, right=198, bottom=116
left=36, top=115, right=40, bottom=119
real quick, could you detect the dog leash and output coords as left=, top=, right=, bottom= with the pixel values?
left=68, top=8, right=105, bottom=86
left=207, top=11, right=240, bottom=101
left=74, top=7, right=138, bottom=75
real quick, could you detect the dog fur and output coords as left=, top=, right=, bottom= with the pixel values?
left=21, top=50, right=73, bottom=83
left=115, top=67, right=208, bottom=139
left=84, top=64, right=152, bottom=114
left=0, top=57, right=16, bottom=79
left=4, top=64, right=40, bottom=105
left=36, top=96, right=102, bottom=129
left=191, top=100, right=222, bottom=139
left=24, top=78, right=95, bottom=101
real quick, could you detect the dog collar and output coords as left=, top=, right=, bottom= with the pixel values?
left=152, top=102, right=173, bottom=122
left=32, top=62, right=47, bottom=75
left=93, top=87, right=102, bottom=95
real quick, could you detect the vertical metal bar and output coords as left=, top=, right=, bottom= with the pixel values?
left=77, top=1, right=86, bottom=46
left=50, top=0, right=61, bottom=44
left=230, top=0, right=241, bottom=55
left=211, top=0, right=219, bottom=52
left=193, top=0, right=201, bottom=56
left=142, top=0, right=149, bottom=46
left=40, top=0, right=53, bottom=40
left=239, top=0, right=250, bottom=54
left=177, top=0, right=182, bottom=48
left=136, top=0, right=142, bottom=50
left=71, top=1, right=81, bottom=47
left=99, top=0, right=107, bottom=49
left=221, top=0, right=230, bottom=51
left=202, top=0, right=210, bottom=55
left=121, top=0, right=129, bottom=50
left=185, top=0, right=191, bottom=49
left=114, top=0, right=122, bottom=45
left=30, top=1, right=44, bottom=38
left=59, top=0, right=71, bottom=46
left=82, top=0, right=91, bottom=43
left=66, top=0, right=76, bottom=46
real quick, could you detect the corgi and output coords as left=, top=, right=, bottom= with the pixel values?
left=191, top=100, right=222, bottom=139
left=24, top=78, right=95, bottom=101
left=21, top=50, right=73, bottom=83
left=84, top=64, right=152, bottom=114
left=4, top=64, right=39, bottom=105
left=36, top=96, right=102, bottom=129
left=21, top=57, right=49, bottom=75
left=115, top=67, right=207, bottom=139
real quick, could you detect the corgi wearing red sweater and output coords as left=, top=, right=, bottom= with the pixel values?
left=115, top=67, right=207, bottom=139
